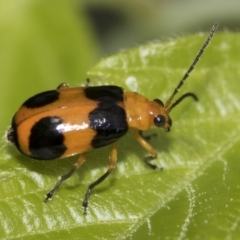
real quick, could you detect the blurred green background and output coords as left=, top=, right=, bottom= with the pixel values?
left=1, top=0, right=240, bottom=239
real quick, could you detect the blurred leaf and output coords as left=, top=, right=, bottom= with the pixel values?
left=0, top=0, right=98, bottom=133
left=1, top=30, right=240, bottom=239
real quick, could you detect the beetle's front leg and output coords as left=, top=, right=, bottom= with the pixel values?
left=132, top=129, right=163, bottom=170
left=138, top=130, right=157, bottom=141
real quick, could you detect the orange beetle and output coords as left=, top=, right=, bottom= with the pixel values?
left=7, top=23, right=217, bottom=214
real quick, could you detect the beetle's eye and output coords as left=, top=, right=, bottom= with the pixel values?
left=153, top=99, right=164, bottom=107
left=154, top=115, right=165, bottom=127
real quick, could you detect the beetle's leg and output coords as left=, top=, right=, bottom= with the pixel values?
left=85, top=78, right=90, bottom=87
left=132, top=129, right=162, bottom=170
left=57, top=83, right=70, bottom=89
left=44, top=153, right=86, bottom=202
left=138, top=130, right=157, bottom=141
left=82, top=142, right=117, bottom=214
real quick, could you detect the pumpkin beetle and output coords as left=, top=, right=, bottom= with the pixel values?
left=7, top=23, right=217, bottom=214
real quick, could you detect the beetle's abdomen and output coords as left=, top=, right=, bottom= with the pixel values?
left=8, top=85, right=129, bottom=160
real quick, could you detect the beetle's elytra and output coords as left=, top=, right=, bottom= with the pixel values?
left=7, top=23, right=218, bottom=214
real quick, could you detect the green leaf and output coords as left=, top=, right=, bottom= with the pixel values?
left=2, top=29, right=240, bottom=239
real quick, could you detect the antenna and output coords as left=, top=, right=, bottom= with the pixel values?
left=165, top=23, right=218, bottom=111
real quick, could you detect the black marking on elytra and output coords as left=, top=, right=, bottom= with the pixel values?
left=23, top=90, right=59, bottom=108
left=85, top=86, right=124, bottom=102
left=29, top=116, right=67, bottom=159
left=89, top=101, right=128, bottom=148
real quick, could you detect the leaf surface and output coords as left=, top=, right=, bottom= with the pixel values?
left=1, top=31, right=240, bottom=239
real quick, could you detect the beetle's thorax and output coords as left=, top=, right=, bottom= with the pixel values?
left=124, top=92, right=171, bottom=131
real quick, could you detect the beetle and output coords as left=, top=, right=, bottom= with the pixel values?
left=7, top=23, right=217, bottom=214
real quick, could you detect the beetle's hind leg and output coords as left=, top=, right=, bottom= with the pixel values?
left=44, top=153, right=86, bottom=203
left=57, top=79, right=90, bottom=89
left=132, top=129, right=162, bottom=170
left=82, top=142, right=117, bottom=214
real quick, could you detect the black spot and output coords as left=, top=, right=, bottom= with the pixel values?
left=85, top=86, right=124, bottom=102
left=89, top=101, right=128, bottom=148
left=29, top=116, right=67, bottom=160
left=23, top=90, right=59, bottom=108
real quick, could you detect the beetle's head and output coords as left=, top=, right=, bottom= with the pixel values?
left=152, top=93, right=198, bottom=132
left=150, top=98, right=172, bottom=132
